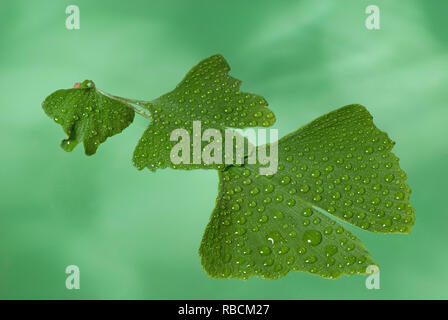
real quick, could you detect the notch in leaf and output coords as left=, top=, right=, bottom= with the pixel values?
left=42, top=80, right=135, bottom=155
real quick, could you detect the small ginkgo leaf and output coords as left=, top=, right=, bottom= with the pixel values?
left=42, top=80, right=135, bottom=155
left=199, top=104, right=414, bottom=280
left=132, top=54, right=276, bottom=171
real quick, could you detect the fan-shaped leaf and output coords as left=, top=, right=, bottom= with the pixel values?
left=133, top=54, right=276, bottom=171
left=199, top=104, right=414, bottom=279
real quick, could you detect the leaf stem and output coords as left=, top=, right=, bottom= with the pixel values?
left=96, top=88, right=153, bottom=120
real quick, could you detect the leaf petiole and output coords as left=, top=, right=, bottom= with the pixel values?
left=95, top=88, right=153, bottom=120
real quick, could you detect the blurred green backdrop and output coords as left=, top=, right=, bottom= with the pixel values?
left=1, top=0, right=447, bottom=299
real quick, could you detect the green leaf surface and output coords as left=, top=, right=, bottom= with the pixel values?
left=132, top=54, right=276, bottom=171
left=42, top=80, right=135, bottom=155
left=199, top=104, right=414, bottom=279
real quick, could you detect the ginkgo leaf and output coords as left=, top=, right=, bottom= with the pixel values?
left=199, top=104, right=414, bottom=279
left=132, top=54, right=276, bottom=171
left=42, top=80, right=135, bottom=155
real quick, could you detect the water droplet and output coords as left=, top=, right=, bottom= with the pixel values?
left=311, top=169, right=321, bottom=178
left=250, top=187, right=260, bottom=195
left=325, top=245, right=338, bottom=256
left=302, top=230, right=322, bottom=246
left=237, top=217, right=246, bottom=225
left=234, top=228, right=246, bottom=235
left=302, top=208, right=313, bottom=217
left=395, top=192, right=404, bottom=200
left=278, top=246, right=290, bottom=255
left=305, top=256, right=317, bottom=264
left=280, top=176, right=291, bottom=185
left=259, top=246, right=271, bottom=256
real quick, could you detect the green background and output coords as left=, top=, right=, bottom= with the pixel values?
left=1, top=0, right=447, bottom=299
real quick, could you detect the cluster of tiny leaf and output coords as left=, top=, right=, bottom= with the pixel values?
left=42, top=54, right=415, bottom=280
